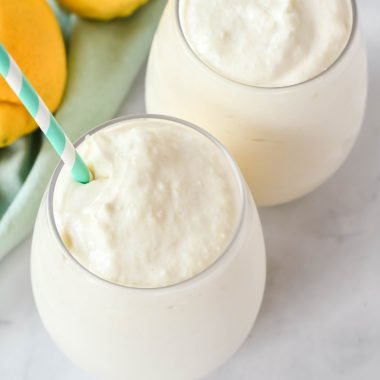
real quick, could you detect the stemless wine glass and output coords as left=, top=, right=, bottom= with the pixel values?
left=145, top=0, right=368, bottom=206
left=31, top=115, right=266, bottom=380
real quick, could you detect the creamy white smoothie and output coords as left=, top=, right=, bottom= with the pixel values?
left=181, top=0, right=352, bottom=87
left=146, top=0, right=367, bottom=205
left=31, top=116, right=266, bottom=380
left=54, top=120, right=239, bottom=288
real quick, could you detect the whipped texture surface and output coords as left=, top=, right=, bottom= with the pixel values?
left=181, top=0, right=352, bottom=86
left=54, top=119, right=239, bottom=288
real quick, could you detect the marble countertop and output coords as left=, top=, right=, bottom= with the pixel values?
left=1, top=1, right=380, bottom=379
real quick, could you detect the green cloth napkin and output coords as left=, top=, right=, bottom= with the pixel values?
left=0, top=0, right=166, bottom=260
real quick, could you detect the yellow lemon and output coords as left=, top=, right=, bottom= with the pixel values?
left=57, top=0, right=149, bottom=20
left=0, top=0, right=66, bottom=147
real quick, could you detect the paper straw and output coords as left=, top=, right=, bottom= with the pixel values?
left=0, top=44, right=90, bottom=184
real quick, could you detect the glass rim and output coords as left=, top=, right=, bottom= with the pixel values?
left=47, top=114, right=248, bottom=293
left=175, top=0, right=358, bottom=90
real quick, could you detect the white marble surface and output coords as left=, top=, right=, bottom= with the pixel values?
left=1, top=1, right=380, bottom=379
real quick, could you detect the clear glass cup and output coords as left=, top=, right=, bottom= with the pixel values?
left=145, top=0, right=368, bottom=206
left=31, top=115, right=266, bottom=380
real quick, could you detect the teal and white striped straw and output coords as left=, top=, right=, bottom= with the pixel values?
left=0, top=43, right=90, bottom=184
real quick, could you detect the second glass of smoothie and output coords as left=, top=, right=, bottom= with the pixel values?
left=146, top=0, right=367, bottom=206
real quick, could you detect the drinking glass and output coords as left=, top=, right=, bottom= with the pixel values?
left=146, top=0, right=368, bottom=205
left=31, top=115, right=266, bottom=380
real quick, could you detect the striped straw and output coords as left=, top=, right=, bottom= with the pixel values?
left=0, top=43, right=90, bottom=184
